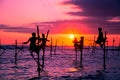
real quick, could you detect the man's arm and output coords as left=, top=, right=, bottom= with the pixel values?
left=23, top=38, right=30, bottom=44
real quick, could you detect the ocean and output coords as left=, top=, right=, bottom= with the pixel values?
left=0, top=46, right=120, bottom=80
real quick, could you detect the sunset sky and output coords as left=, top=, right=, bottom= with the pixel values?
left=0, top=0, right=120, bottom=46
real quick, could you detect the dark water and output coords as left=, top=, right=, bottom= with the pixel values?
left=0, top=47, right=120, bottom=80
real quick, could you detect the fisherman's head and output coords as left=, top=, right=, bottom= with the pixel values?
left=98, top=27, right=102, bottom=31
left=32, top=32, right=36, bottom=37
left=80, top=36, right=84, bottom=40
left=42, top=33, right=45, bottom=38
left=74, top=37, right=77, bottom=40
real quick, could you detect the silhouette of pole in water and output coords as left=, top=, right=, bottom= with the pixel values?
left=50, top=37, right=53, bottom=57
left=54, top=39, right=57, bottom=55
left=0, top=40, right=6, bottom=57
left=42, top=30, right=50, bottom=68
left=15, top=40, right=17, bottom=65
left=103, top=31, right=107, bottom=70
left=36, top=26, right=41, bottom=77
left=95, top=27, right=107, bottom=70
left=0, top=40, right=1, bottom=55
left=118, top=42, right=120, bottom=56
left=73, top=37, right=78, bottom=62
left=62, top=41, right=64, bottom=52
left=92, top=36, right=96, bottom=54
left=79, top=36, right=84, bottom=68
left=112, top=38, right=115, bottom=53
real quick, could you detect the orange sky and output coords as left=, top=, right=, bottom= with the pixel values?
left=0, top=30, right=120, bottom=46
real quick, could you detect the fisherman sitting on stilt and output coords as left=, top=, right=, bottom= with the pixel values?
left=39, top=33, right=49, bottom=68
left=95, top=27, right=106, bottom=48
left=73, top=37, right=78, bottom=53
left=23, top=32, right=42, bottom=70
left=78, top=36, right=84, bottom=53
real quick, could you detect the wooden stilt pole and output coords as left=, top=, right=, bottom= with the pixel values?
left=103, top=31, right=106, bottom=70
left=42, top=30, right=49, bottom=68
left=37, top=26, right=40, bottom=77
left=54, top=39, right=57, bottom=55
left=118, top=42, right=120, bottom=56
left=112, top=38, right=115, bottom=54
left=80, top=37, right=84, bottom=68
left=0, top=46, right=6, bottom=57
left=62, top=42, right=64, bottom=52
left=0, top=39, right=8, bottom=57
left=80, top=50, right=83, bottom=68
left=75, top=48, right=77, bottom=62
left=112, top=38, right=115, bottom=49
left=37, top=53, right=40, bottom=77
left=50, top=37, right=53, bottom=57
left=106, top=41, right=108, bottom=57
left=15, top=40, right=17, bottom=65
left=0, top=39, right=1, bottom=53
left=92, top=36, right=96, bottom=55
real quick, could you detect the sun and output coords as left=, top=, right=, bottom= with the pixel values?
left=69, top=34, right=74, bottom=39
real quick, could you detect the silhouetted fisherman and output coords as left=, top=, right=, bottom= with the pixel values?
left=23, top=32, right=40, bottom=61
left=40, top=33, right=47, bottom=53
left=73, top=37, right=78, bottom=64
left=73, top=37, right=78, bottom=53
left=95, top=27, right=104, bottom=48
left=78, top=36, right=84, bottom=53
left=78, top=36, right=84, bottom=68
left=40, top=33, right=49, bottom=68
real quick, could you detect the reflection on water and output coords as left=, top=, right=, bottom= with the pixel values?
left=0, top=48, right=120, bottom=80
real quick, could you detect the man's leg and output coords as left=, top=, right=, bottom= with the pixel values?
left=100, top=43, right=103, bottom=48
left=30, top=51, right=38, bottom=63
left=42, top=48, right=45, bottom=68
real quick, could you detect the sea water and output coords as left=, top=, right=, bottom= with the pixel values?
left=0, top=46, right=120, bottom=80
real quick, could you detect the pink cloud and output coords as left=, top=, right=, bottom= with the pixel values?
left=107, top=17, right=120, bottom=22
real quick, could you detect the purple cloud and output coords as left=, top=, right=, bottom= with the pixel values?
left=0, top=24, right=52, bottom=34
left=0, top=24, right=36, bottom=33
left=61, top=0, right=120, bottom=34
left=63, top=0, right=120, bottom=17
